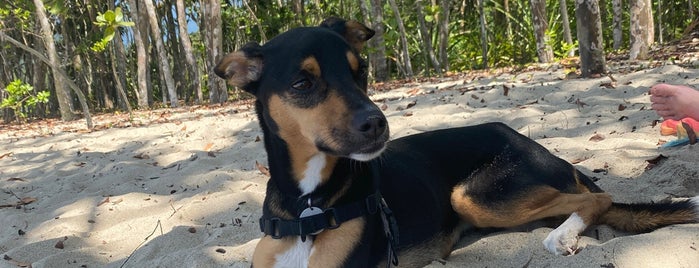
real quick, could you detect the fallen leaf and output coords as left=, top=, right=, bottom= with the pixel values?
left=589, top=133, right=605, bottom=142
left=645, top=155, right=668, bottom=170
left=188, top=227, right=197, bottom=233
left=0, top=152, right=12, bottom=159
left=7, top=178, right=26, bottom=182
left=405, top=100, right=417, bottom=109
left=503, top=85, right=510, bottom=96
left=256, top=161, right=270, bottom=177
left=402, top=111, right=414, bottom=117
left=406, top=88, right=420, bottom=96
left=618, top=104, right=627, bottom=111
left=97, top=197, right=110, bottom=207
left=134, top=153, right=150, bottom=159
left=203, top=143, right=214, bottom=152
left=55, top=240, right=65, bottom=249
left=215, top=248, right=226, bottom=253
left=20, top=197, right=36, bottom=205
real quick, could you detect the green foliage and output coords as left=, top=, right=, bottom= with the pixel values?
left=1, top=79, right=50, bottom=121
left=91, top=7, right=134, bottom=52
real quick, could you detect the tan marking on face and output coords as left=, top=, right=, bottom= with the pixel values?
left=302, top=56, right=321, bottom=77
left=451, top=185, right=612, bottom=228
left=268, top=93, right=349, bottom=183
left=308, top=217, right=364, bottom=267
left=346, top=51, right=359, bottom=72
left=252, top=236, right=297, bottom=267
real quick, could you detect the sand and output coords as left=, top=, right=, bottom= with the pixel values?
left=1, top=63, right=698, bottom=268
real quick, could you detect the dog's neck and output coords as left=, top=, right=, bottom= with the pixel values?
left=256, top=103, right=340, bottom=199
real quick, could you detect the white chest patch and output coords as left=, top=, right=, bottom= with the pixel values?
left=273, top=238, right=314, bottom=268
left=298, top=153, right=326, bottom=196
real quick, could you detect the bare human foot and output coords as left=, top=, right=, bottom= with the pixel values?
left=650, top=84, right=699, bottom=121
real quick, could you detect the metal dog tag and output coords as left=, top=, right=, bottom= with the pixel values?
left=300, top=206, right=323, bottom=237
left=300, top=206, right=323, bottom=218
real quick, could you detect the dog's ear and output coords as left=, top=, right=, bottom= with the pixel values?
left=320, top=17, right=375, bottom=52
left=214, top=42, right=263, bottom=93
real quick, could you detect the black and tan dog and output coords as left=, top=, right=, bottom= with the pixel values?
left=215, top=18, right=699, bottom=268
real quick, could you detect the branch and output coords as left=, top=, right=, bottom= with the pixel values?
left=0, top=31, right=93, bottom=129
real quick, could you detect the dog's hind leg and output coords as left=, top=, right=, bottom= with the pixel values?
left=451, top=185, right=612, bottom=255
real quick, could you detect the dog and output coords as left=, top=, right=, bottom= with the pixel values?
left=214, top=18, right=699, bottom=268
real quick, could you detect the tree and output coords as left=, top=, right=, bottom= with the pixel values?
left=176, top=0, right=203, bottom=104
left=478, top=0, right=489, bottom=68
left=612, top=0, right=623, bottom=50
left=366, top=0, right=389, bottom=81
left=126, top=0, right=151, bottom=108
left=33, top=0, right=75, bottom=121
left=575, top=0, right=606, bottom=76
left=202, top=0, right=228, bottom=103
left=437, top=0, right=450, bottom=71
left=415, top=0, right=442, bottom=74
left=629, top=0, right=654, bottom=60
left=143, top=0, right=178, bottom=107
left=387, top=0, right=413, bottom=78
left=530, top=0, right=554, bottom=63
left=559, top=0, right=575, bottom=57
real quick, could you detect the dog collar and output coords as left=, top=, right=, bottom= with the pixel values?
left=259, top=191, right=382, bottom=239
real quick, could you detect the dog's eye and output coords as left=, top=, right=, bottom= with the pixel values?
left=292, top=79, right=312, bottom=91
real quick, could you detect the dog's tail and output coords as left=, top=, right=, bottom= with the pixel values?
left=597, top=196, right=699, bottom=233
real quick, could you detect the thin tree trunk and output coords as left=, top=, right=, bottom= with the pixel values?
left=142, top=0, right=179, bottom=107
left=126, top=0, right=150, bottom=108
left=176, top=0, right=202, bottom=104
left=437, top=0, right=450, bottom=71
left=478, top=0, right=489, bottom=68
left=657, top=0, right=663, bottom=44
left=559, top=0, right=575, bottom=56
left=33, top=0, right=75, bottom=121
left=203, top=0, right=228, bottom=103
left=387, top=0, right=413, bottom=78
left=368, top=0, right=389, bottom=81
left=0, top=32, right=93, bottom=128
left=530, top=0, right=554, bottom=63
left=575, top=0, right=606, bottom=76
left=415, top=0, right=442, bottom=74
left=612, top=0, right=623, bottom=50
left=629, top=0, right=653, bottom=60
left=110, top=41, right=132, bottom=114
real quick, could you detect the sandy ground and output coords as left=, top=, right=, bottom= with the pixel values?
left=1, top=63, right=698, bottom=268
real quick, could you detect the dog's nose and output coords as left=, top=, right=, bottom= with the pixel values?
left=352, top=109, right=388, bottom=137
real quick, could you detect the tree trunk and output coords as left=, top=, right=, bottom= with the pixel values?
left=559, top=0, right=575, bottom=56
left=437, top=0, right=450, bottom=71
left=369, top=0, right=389, bottom=81
left=203, top=0, right=229, bottom=103
left=657, top=0, right=663, bottom=44
left=387, top=0, right=413, bottom=78
left=176, top=0, right=203, bottom=104
left=112, top=30, right=132, bottom=113
left=629, top=0, right=653, bottom=60
left=415, top=0, right=442, bottom=74
left=478, top=0, right=489, bottom=68
left=142, top=0, right=179, bottom=107
left=126, top=0, right=150, bottom=108
left=33, top=0, right=75, bottom=121
left=530, top=0, right=554, bottom=63
left=612, top=0, right=623, bottom=50
left=575, top=0, right=606, bottom=76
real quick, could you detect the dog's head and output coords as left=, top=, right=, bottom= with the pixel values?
left=215, top=18, right=389, bottom=161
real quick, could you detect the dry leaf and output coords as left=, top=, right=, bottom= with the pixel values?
left=589, top=133, right=605, bottom=142
left=20, top=197, right=36, bottom=205
left=618, top=104, right=627, bottom=111
left=134, top=153, right=150, bottom=159
left=203, top=143, right=214, bottom=152
left=406, top=88, right=420, bottom=96
left=97, top=197, right=110, bottom=207
left=402, top=111, right=414, bottom=117
left=7, top=178, right=26, bottom=182
left=256, top=161, right=271, bottom=177
left=405, top=100, right=417, bottom=109
left=0, top=152, right=13, bottom=159
left=54, top=240, right=65, bottom=249
left=645, top=155, right=668, bottom=170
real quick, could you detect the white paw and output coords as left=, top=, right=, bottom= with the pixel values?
left=543, top=227, right=580, bottom=255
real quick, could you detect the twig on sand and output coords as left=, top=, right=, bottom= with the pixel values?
left=119, top=219, right=163, bottom=268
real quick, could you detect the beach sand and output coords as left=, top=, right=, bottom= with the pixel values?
left=1, top=63, right=698, bottom=268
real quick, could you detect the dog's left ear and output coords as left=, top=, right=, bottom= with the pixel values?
left=214, top=42, right=264, bottom=93
left=320, top=17, right=375, bottom=52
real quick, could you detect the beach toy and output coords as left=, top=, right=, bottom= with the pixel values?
left=660, top=118, right=698, bottom=148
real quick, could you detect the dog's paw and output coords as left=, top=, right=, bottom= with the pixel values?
left=543, top=227, right=581, bottom=255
